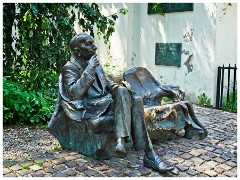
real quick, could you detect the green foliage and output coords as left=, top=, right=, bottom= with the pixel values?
left=37, top=162, right=43, bottom=167
left=198, top=93, right=212, bottom=108
left=22, top=165, right=31, bottom=170
left=162, top=97, right=172, bottom=102
left=3, top=3, right=128, bottom=90
left=3, top=77, right=55, bottom=126
left=3, top=3, right=127, bottom=126
left=222, top=91, right=237, bottom=113
left=152, top=3, right=165, bottom=16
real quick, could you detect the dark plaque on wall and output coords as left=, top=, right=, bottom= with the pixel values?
left=148, top=3, right=194, bottom=14
left=155, top=43, right=182, bottom=67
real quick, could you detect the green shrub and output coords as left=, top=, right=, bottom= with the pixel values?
left=222, top=91, right=237, bottom=113
left=198, top=93, right=212, bottom=108
left=3, top=76, right=56, bottom=126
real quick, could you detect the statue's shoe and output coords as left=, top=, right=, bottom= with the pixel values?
left=143, top=155, right=174, bottom=173
left=115, top=143, right=126, bottom=158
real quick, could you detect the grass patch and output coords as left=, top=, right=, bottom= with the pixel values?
left=22, top=165, right=30, bottom=170
left=37, top=162, right=43, bottom=167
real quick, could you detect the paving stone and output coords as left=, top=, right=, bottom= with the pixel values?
left=204, top=170, right=218, bottom=177
left=53, top=172, right=68, bottom=177
left=179, top=147, right=190, bottom=153
left=3, top=167, right=11, bottom=175
left=126, top=171, right=140, bottom=177
left=64, top=169, right=78, bottom=176
left=9, top=164, right=22, bottom=171
left=182, top=160, right=194, bottom=167
left=45, top=167, right=56, bottom=174
left=51, top=158, right=66, bottom=165
left=94, top=173, right=105, bottom=177
left=31, top=170, right=44, bottom=177
left=139, top=167, right=151, bottom=175
left=179, top=172, right=189, bottom=177
left=224, top=152, right=235, bottom=158
left=193, top=165, right=206, bottom=173
left=186, top=169, right=198, bottom=176
left=220, top=154, right=231, bottom=160
left=127, top=162, right=141, bottom=168
left=64, top=155, right=78, bottom=161
left=213, top=149, right=224, bottom=155
left=189, top=149, right=202, bottom=156
left=34, top=157, right=46, bottom=163
left=66, top=161, right=78, bottom=167
left=4, top=173, right=18, bottom=177
left=30, top=164, right=43, bottom=171
left=3, top=160, right=17, bottom=167
left=203, top=160, right=219, bottom=169
left=204, top=152, right=217, bottom=158
left=226, top=160, right=237, bottom=167
left=175, top=164, right=188, bottom=171
left=223, top=169, right=237, bottom=177
left=180, top=153, right=192, bottom=160
left=200, top=154, right=211, bottom=161
left=19, top=160, right=34, bottom=166
left=170, top=157, right=184, bottom=163
left=56, top=152, right=69, bottom=158
left=83, top=169, right=99, bottom=176
left=204, top=146, right=215, bottom=151
left=105, top=171, right=119, bottom=177
left=54, top=164, right=66, bottom=171
left=68, top=151, right=79, bottom=155
left=214, top=166, right=224, bottom=174
left=213, top=156, right=225, bottom=163
left=43, top=162, right=52, bottom=167
left=95, top=166, right=110, bottom=171
left=173, top=151, right=183, bottom=156
left=17, top=169, right=33, bottom=176
left=215, top=164, right=232, bottom=171
left=76, top=165, right=89, bottom=172
left=77, top=158, right=88, bottom=163
left=190, top=157, right=204, bottom=165
left=196, top=173, right=208, bottom=177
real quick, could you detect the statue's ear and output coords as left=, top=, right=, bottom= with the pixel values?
left=74, top=47, right=80, bottom=56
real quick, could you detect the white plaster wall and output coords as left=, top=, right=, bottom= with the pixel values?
left=93, top=3, right=130, bottom=75
left=135, top=3, right=217, bottom=104
left=95, top=3, right=237, bottom=104
left=213, top=3, right=237, bottom=105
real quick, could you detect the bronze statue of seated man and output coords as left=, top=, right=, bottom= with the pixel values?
left=47, top=33, right=174, bottom=173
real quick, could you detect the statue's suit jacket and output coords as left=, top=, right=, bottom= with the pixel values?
left=50, top=56, right=116, bottom=122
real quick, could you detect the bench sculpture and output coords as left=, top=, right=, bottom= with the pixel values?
left=47, top=33, right=207, bottom=173
left=123, top=67, right=208, bottom=141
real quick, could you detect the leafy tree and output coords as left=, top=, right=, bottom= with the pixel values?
left=3, top=3, right=128, bottom=92
left=3, top=3, right=128, bottom=125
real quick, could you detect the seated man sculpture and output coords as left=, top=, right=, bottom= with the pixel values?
left=47, top=33, right=174, bottom=173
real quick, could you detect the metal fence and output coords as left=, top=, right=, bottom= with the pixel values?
left=215, top=64, right=237, bottom=109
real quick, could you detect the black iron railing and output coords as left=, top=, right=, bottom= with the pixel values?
left=215, top=64, right=237, bottom=109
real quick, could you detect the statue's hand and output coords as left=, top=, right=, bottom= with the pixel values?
left=88, top=55, right=100, bottom=68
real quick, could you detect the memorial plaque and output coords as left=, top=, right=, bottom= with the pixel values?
left=155, top=43, right=182, bottom=67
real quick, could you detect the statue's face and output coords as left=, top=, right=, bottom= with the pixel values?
left=78, top=35, right=97, bottom=59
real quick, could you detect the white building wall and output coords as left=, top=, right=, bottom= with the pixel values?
left=95, top=3, right=237, bottom=104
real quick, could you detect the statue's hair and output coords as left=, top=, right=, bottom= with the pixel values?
left=69, top=33, right=90, bottom=52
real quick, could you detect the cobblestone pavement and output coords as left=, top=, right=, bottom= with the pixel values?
left=3, top=106, right=237, bottom=177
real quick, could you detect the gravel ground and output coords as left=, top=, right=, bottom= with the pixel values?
left=3, top=126, right=61, bottom=161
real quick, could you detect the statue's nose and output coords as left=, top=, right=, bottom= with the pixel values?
left=93, top=45, right=97, bottom=50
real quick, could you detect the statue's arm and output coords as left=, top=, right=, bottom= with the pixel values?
left=62, top=64, right=95, bottom=100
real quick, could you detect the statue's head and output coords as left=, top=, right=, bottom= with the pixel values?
left=70, top=33, right=97, bottom=59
